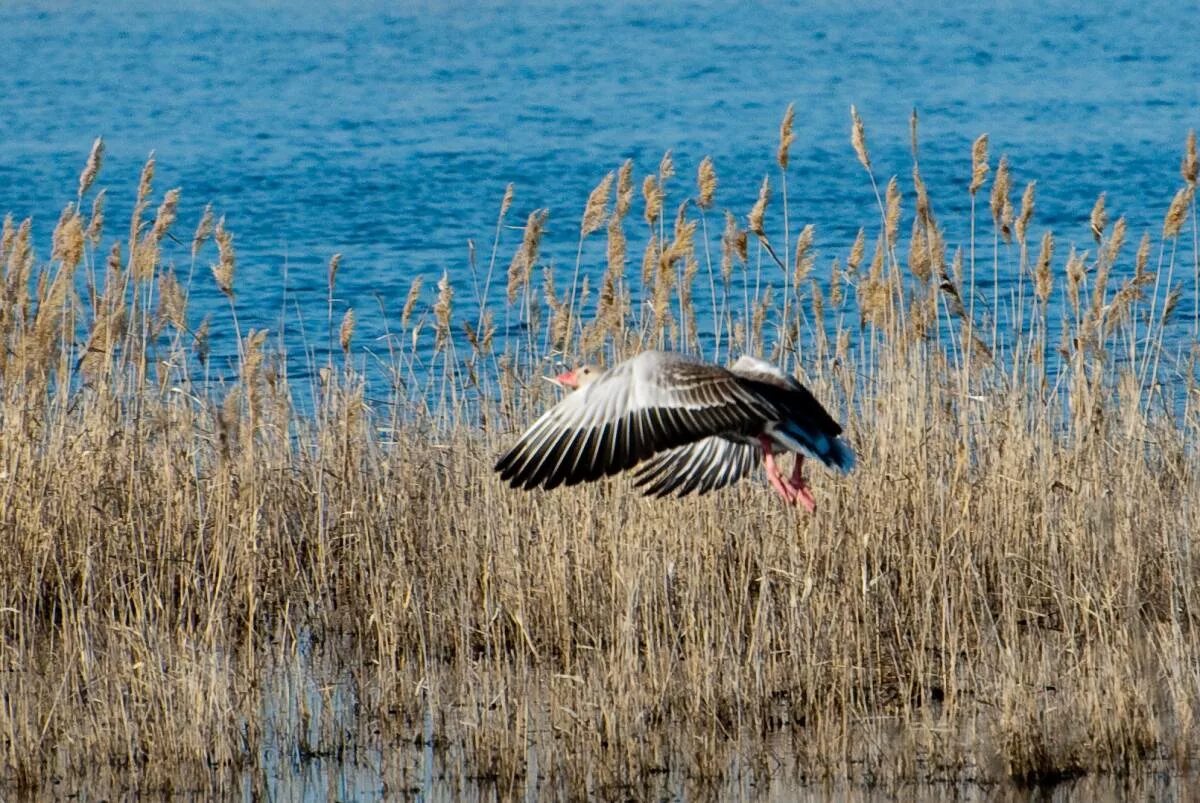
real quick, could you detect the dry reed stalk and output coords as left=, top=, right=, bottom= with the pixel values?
left=1182, top=129, right=1197, bottom=186
left=86, top=189, right=106, bottom=246
left=212, top=217, right=236, bottom=299
left=697, top=157, right=717, bottom=209
left=792, top=224, right=815, bottom=287
left=581, top=172, right=614, bottom=238
left=884, top=177, right=901, bottom=247
left=77, top=137, right=104, bottom=199
left=339, top=309, right=355, bottom=355
left=1016, top=181, right=1036, bottom=246
left=1163, top=186, right=1194, bottom=238
left=506, top=209, right=547, bottom=304
left=969, top=134, right=989, bottom=196
left=1035, top=231, right=1055, bottom=303
left=850, top=105, right=871, bottom=172
left=777, top=103, right=796, bottom=170
left=748, top=177, right=770, bottom=237
left=991, top=156, right=1013, bottom=242
left=434, top=271, right=453, bottom=352
left=1090, top=193, right=1108, bottom=244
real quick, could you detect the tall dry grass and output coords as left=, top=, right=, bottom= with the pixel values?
left=1, top=111, right=1199, bottom=798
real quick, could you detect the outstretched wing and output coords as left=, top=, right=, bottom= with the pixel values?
left=632, top=437, right=759, bottom=498
left=494, top=351, right=778, bottom=491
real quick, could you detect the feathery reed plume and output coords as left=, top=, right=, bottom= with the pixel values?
left=658, top=150, right=675, bottom=182
left=1065, top=247, right=1087, bottom=313
left=1089, top=193, right=1107, bottom=244
left=748, top=176, right=770, bottom=236
left=912, top=164, right=931, bottom=225
left=130, top=154, right=156, bottom=246
left=506, top=209, right=547, bottom=303
left=847, top=227, right=867, bottom=276
left=1163, top=186, right=1194, bottom=239
left=991, top=156, right=1012, bottom=241
left=1016, top=181, right=1036, bottom=245
left=212, top=216, right=236, bottom=299
left=327, top=253, right=342, bottom=296
left=401, top=275, right=424, bottom=329
left=697, top=156, right=717, bottom=209
left=777, top=103, right=796, bottom=169
left=192, top=204, right=214, bottom=260
left=850, top=105, right=871, bottom=172
left=1134, top=231, right=1151, bottom=276
left=830, top=257, right=844, bottom=306
left=77, top=137, right=104, bottom=199
left=1182, top=129, right=1197, bottom=186
left=150, top=188, right=180, bottom=244
left=1104, top=216, right=1127, bottom=266
left=642, top=175, right=663, bottom=226
left=52, top=205, right=85, bottom=272
left=1034, top=231, right=1055, bottom=303
left=641, top=234, right=659, bottom=287
left=157, top=270, right=187, bottom=332
left=86, top=189, right=106, bottom=245
left=969, top=135, right=989, bottom=196
left=909, top=107, right=920, bottom=159
left=500, top=182, right=515, bottom=218
left=434, top=271, right=453, bottom=352
left=720, top=211, right=741, bottom=283
left=339, top=308, right=355, bottom=355
left=615, top=160, right=634, bottom=217
left=884, top=177, right=901, bottom=246
left=908, top=219, right=931, bottom=283
left=793, top=224, right=815, bottom=286
left=581, top=171, right=614, bottom=238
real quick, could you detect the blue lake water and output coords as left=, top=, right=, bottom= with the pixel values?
left=1, top=0, right=1197, bottom=384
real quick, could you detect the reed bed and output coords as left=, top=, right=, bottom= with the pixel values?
left=1, top=115, right=1199, bottom=799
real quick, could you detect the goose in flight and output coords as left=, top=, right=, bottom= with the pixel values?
left=493, top=351, right=854, bottom=511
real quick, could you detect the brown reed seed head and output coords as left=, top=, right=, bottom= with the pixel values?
left=830, top=257, right=843, bottom=306
left=748, top=176, right=770, bottom=237
left=1182, top=129, right=1197, bottom=186
left=1163, top=185, right=1194, bottom=238
left=1035, top=231, right=1054, bottom=303
left=909, top=107, right=920, bottom=159
left=697, top=156, right=717, bottom=209
left=1016, top=181, right=1036, bottom=245
left=720, top=212, right=737, bottom=283
left=86, top=189, right=106, bottom=245
left=434, top=271, right=453, bottom=351
left=1089, top=193, right=1107, bottom=244
left=328, top=253, right=342, bottom=293
left=641, top=234, right=659, bottom=287
left=850, top=105, right=871, bottom=172
left=658, top=150, right=675, bottom=182
left=615, top=160, right=634, bottom=218
left=908, top=219, right=930, bottom=283
left=606, top=214, right=627, bottom=289
left=192, top=204, right=214, bottom=259
left=793, top=224, right=815, bottom=286
left=506, top=209, right=547, bottom=303
left=151, top=188, right=180, bottom=243
left=157, top=271, right=187, bottom=331
left=212, top=217, right=236, bottom=299
left=884, top=178, right=901, bottom=246
left=777, top=103, right=796, bottom=170
left=581, top=171, right=614, bottom=238
left=990, top=156, right=1011, bottom=237
left=77, top=137, right=105, bottom=201
left=401, top=275, right=423, bottom=329
left=52, top=206, right=85, bottom=271
left=500, top=183, right=514, bottom=218
left=1135, top=232, right=1151, bottom=276
left=339, top=308, right=355, bottom=354
left=969, top=134, right=989, bottom=196
left=1105, top=217, right=1127, bottom=266
left=642, top=175, right=663, bottom=226
left=847, top=227, right=866, bottom=275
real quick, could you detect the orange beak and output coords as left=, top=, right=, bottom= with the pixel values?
left=554, top=370, right=578, bottom=389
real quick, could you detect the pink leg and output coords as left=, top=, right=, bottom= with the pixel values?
left=759, top=436, right=796, bottom=504
left=787, top=455, right=816, bottom=513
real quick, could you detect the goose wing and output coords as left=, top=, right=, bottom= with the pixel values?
left=494, top=351, right=779, bottom=491
left=632, top=436, right=759, bottom=498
